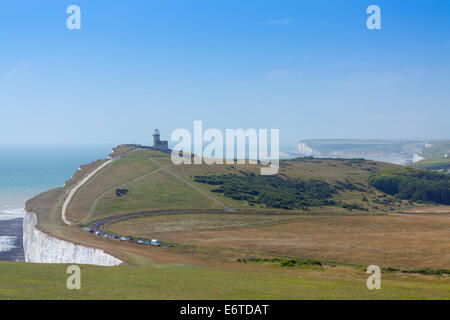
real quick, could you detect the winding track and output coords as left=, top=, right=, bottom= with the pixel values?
left=61, top=149, right=137, bottom=225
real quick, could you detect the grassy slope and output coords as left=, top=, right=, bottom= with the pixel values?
left=66, top=149, right=161, bottom=222
left=67, top=148, right=413, bottom=224
left=177, top=158, right=408, bottom=212
left=94, top=170, right=218, bottom=216
left=67, top=149, right=222, bottom=224
left=1, top=262, right=448, bottom=300
left=409, top=158, right=450, bottom=171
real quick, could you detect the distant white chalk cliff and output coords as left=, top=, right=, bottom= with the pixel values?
left=23, top=212, right=121, bottom=266
left=296, top=141, right=321, bottom=156
left=413, top=154, right=425, bottom=163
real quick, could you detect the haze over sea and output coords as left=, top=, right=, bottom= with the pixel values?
left=0, top=144, right=113, bottom=261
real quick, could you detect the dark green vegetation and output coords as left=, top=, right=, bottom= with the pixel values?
left=240, top=258, right=450, bottom=275
left=194, top=173, right=343, bottom=210
left=194, top=169, right=375, bottom=210
left=238, top=257, right=323, bottom=268
left=369, top=168, right=450, bottom=205
left=383, top=267, right=450, bottom=276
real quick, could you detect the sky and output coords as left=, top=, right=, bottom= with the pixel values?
left=0, top=0, right=449, bottom=150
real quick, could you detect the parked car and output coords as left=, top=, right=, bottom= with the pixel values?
left=145, top=241, right=152, bottom=245
left=120, top=237, right=130, bottom=241
left=151, top=239, right=161, bottom=246
left=137, top=240, right=145, bottom=244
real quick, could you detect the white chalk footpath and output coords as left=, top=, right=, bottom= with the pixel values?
left=23, top=212, right=122, bottom=266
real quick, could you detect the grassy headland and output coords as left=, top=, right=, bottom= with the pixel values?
left=13, top=145, right=450, bottom=300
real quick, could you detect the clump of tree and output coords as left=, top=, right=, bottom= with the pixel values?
left=194, top=173, right=337, bottom=210
left=115, top=188, right=129, bottom=197
left=368, top=168, right=450, bottom=205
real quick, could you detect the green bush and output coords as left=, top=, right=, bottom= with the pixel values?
left=369, top=168, right=450, bottom=205
left=195, top=173, right=337, bottom=209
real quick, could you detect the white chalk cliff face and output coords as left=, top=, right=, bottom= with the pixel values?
left=23, top=212, right=121, bottom=266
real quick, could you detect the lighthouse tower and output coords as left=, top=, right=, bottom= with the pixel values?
left=152, top=129, right=169, bottom=151
left=153, top=129, right=161, bottom=147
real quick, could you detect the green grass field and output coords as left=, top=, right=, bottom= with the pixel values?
left=1, top=262, right=448, bottom=300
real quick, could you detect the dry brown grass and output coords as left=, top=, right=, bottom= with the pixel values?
left=107, top=212, right=303, bottom=234
left=106, top=212, right=450, bottom=270
left=396, top=206, right=450, bottom=214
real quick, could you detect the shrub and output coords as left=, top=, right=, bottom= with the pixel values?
left=194, top=173, right=336, bottom=209
left=369, top=168, right=450, bottom=205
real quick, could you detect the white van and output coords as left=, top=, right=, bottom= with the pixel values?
left=151, top=239, right=160, bottom=246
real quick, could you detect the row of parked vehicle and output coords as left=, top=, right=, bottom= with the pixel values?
left=90, top=230, right=161, bottom=246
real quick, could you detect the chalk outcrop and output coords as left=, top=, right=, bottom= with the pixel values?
left=23, top=212, right=121, bottom=266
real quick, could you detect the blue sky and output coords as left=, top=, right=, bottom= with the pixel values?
left=0, top=0, right=449, bottom=149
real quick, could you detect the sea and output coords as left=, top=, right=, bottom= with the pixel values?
left=0, top=144, right=113, bottom=261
